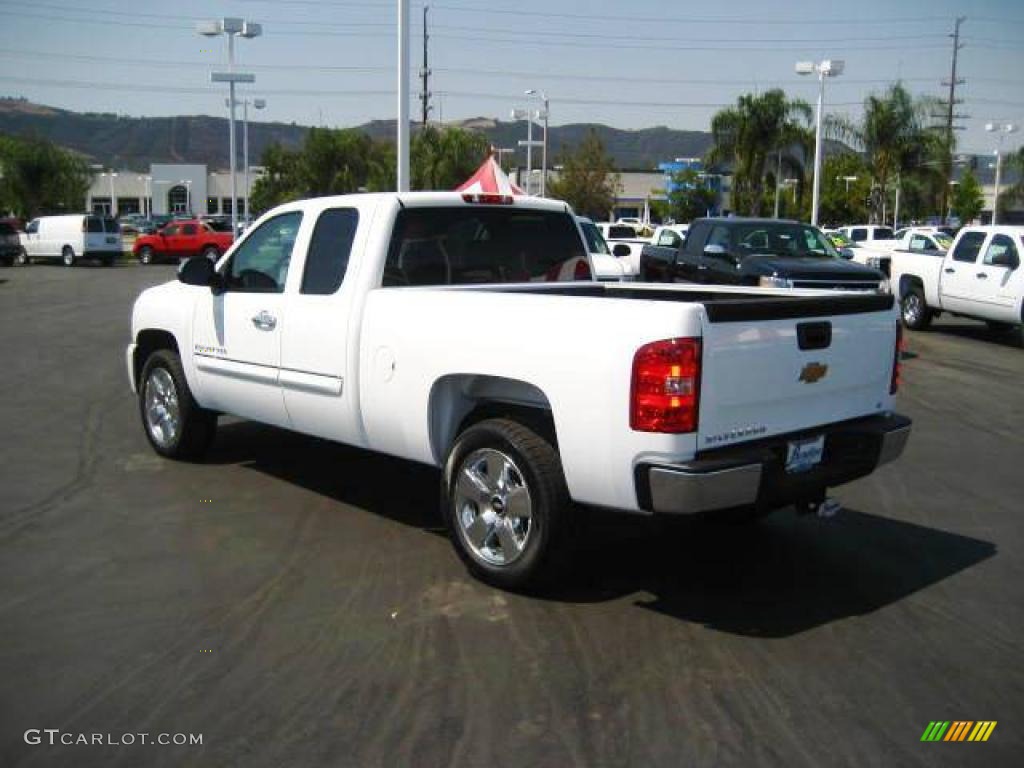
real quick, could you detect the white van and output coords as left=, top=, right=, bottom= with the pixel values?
left=20, top=214, right=123, bottom=266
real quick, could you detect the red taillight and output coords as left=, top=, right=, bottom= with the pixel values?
left=573, top=259, right=592, bottom=281
left=630, top=338, right=701, bottom=433
left=461, top=193, right=514, bottom=205
left=890, top=323, right=904, bottom=394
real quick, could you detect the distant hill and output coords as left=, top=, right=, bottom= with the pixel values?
left=0, top=97, right=712, bottom=171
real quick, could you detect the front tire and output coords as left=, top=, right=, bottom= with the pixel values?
left=443, top=418, right=572, bottom=591
left=201, top=246, right=220, bottom=261
left=139, top=350, right=216, bottom=460
left=901, top=286, right=932, bottom=330
left=15, top=248, right=28, bottom=266
left=62, top=246, right=76, bottom=267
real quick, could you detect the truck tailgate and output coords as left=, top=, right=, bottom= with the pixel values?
left=698, top=300, right=898, bottom=451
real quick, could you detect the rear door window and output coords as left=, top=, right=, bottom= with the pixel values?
left=850, top=228, right=867, bottom=242
left=301, top=208, right=358, bottom=295
left=875, top=227, right=894, bottom=240
left=983, top=234, right=1018, bottom=267
left=183, top=224, right=197, bottom=236
left=384, top=206, right=586, bottom=286
left=103, top=217, right=119, bottom=233
left=86, top=216, right=104, bottom=233
left=951, top=231, right=987, bottom=263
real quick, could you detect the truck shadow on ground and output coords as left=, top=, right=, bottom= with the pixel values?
left=208, top=420, right=996, bottom=639
left=916, top=322, right=1024, bottom=349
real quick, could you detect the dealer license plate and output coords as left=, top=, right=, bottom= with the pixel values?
left=785, top=435, right=825, bottom=474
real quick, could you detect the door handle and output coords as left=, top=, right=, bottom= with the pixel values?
left=943, top=267, right=956, bottom=274
left=251, top=310, right=277, bottom=331
left=976, top=272, right=988, bottom=279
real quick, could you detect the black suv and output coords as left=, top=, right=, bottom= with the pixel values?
left=640, top=217, right=887, bottom=291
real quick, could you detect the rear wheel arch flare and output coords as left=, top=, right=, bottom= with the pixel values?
left=428, top=374, right=556, bottom=466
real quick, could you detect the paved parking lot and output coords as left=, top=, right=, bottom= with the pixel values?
left=1, top=264, right=1022, bottom=767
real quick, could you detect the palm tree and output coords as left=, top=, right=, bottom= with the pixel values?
left=706, top=89, right=812, bottom=216
left=828, top=84, right=939, bottom=223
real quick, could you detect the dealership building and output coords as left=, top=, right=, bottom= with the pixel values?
left=85, top=164, right=264, bottom=219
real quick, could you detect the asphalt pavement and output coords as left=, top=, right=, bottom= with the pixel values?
left=1, top=263, right=1022, bottom=767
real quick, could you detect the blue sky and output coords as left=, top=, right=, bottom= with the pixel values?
left=0, top=0, right=1021, bottom=158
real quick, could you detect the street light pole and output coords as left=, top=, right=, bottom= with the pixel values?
left=525, top=89, right=549, bottom=196
left=397, top=0, right=410, bottom=192
left=985, top=122, right=1018, bottom=225
left=108, top=172, right=118, bottom=217
left=199, top=17, right=261, bottom=237
left=797, top=59, right=844, bottom=227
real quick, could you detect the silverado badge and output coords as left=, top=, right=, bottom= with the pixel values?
left=799, top=362, right=829, bottom=383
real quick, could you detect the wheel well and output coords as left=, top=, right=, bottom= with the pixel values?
left=428, top=375, right=556, bottom=463
left=134, top=330, right=179, bottom=389
left=898, top=274, right=923, bottom=299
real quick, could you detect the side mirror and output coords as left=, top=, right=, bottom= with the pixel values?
left=704, top=244, right=728, bottom=258
left=612, top=243, right=630, bottom=258
left=178, top=255, right=222, bottom=290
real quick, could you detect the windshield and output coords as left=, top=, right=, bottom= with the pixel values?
left=732, top=223, right=841, bottom=260
left=580, top=221, right=611, bottom=255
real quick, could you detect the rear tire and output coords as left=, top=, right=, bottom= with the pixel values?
left=201, top=246, right=220, bottom=261
left=138, top=349, right=216, bottom=461
left=15, top=248, right=28, bottom=266
left=442, top=418, right=572, bottom=592
left=138, top=246, right=154, bottom=265
left=62, top=246, right=76, bottom=267
left=901, top=286, right=932, bottom=330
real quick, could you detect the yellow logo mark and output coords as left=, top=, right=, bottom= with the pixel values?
left=799, top=362, right=829, bottom=384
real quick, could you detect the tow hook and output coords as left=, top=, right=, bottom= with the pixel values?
left=815, top=497, right=842, bottom=518
left=795, top=497, right=842, bottom=518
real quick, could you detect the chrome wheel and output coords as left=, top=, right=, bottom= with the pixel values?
left=902, top=293, right=922, bottom=326
left=453, top=448, right=533, bottom=567
left=62, top=247, right=75, bottom=267
left=139, top=247, right=153, bottom=265
left=143, top=367, right=180, bottom=449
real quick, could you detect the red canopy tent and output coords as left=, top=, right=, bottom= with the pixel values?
left=455, top=154, right=524, bottom=195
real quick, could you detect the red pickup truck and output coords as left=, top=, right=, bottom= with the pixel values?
left=134, top=220, right=234, bottom=265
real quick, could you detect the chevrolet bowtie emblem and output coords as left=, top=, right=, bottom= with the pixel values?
left=799, top=362, right=829, bottom=383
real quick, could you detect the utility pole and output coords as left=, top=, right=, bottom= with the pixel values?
left=419, top=5, right=431, bottom=126
left=939, top=16, right=966, bottom=224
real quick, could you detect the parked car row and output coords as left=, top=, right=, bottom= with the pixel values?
left=0, top=212, right=238, bottom=267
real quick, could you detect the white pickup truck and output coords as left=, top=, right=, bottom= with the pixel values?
left=892, top=225, right=1024, bottom=332
left=127, top=191, right=911, bottom=589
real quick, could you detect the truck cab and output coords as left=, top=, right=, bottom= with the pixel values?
left=892, top=225, right=1024, bottom=331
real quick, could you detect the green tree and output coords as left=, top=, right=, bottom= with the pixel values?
left=666, top=169, right=717, bottom=222
left=0, top=134, right=90, bottom=218
left=412, top=125, right=489, bottom=190
left=815, top=153, right=871, bottom=226
left=547, top=130, right=620, bottom=220
left=829, top=83, right=940, bottom=223
left=706, top=89, right=812, bottom=216
left=249, top=128, right=396, bottom=215
left=951, top=168, right=984, bottom=224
